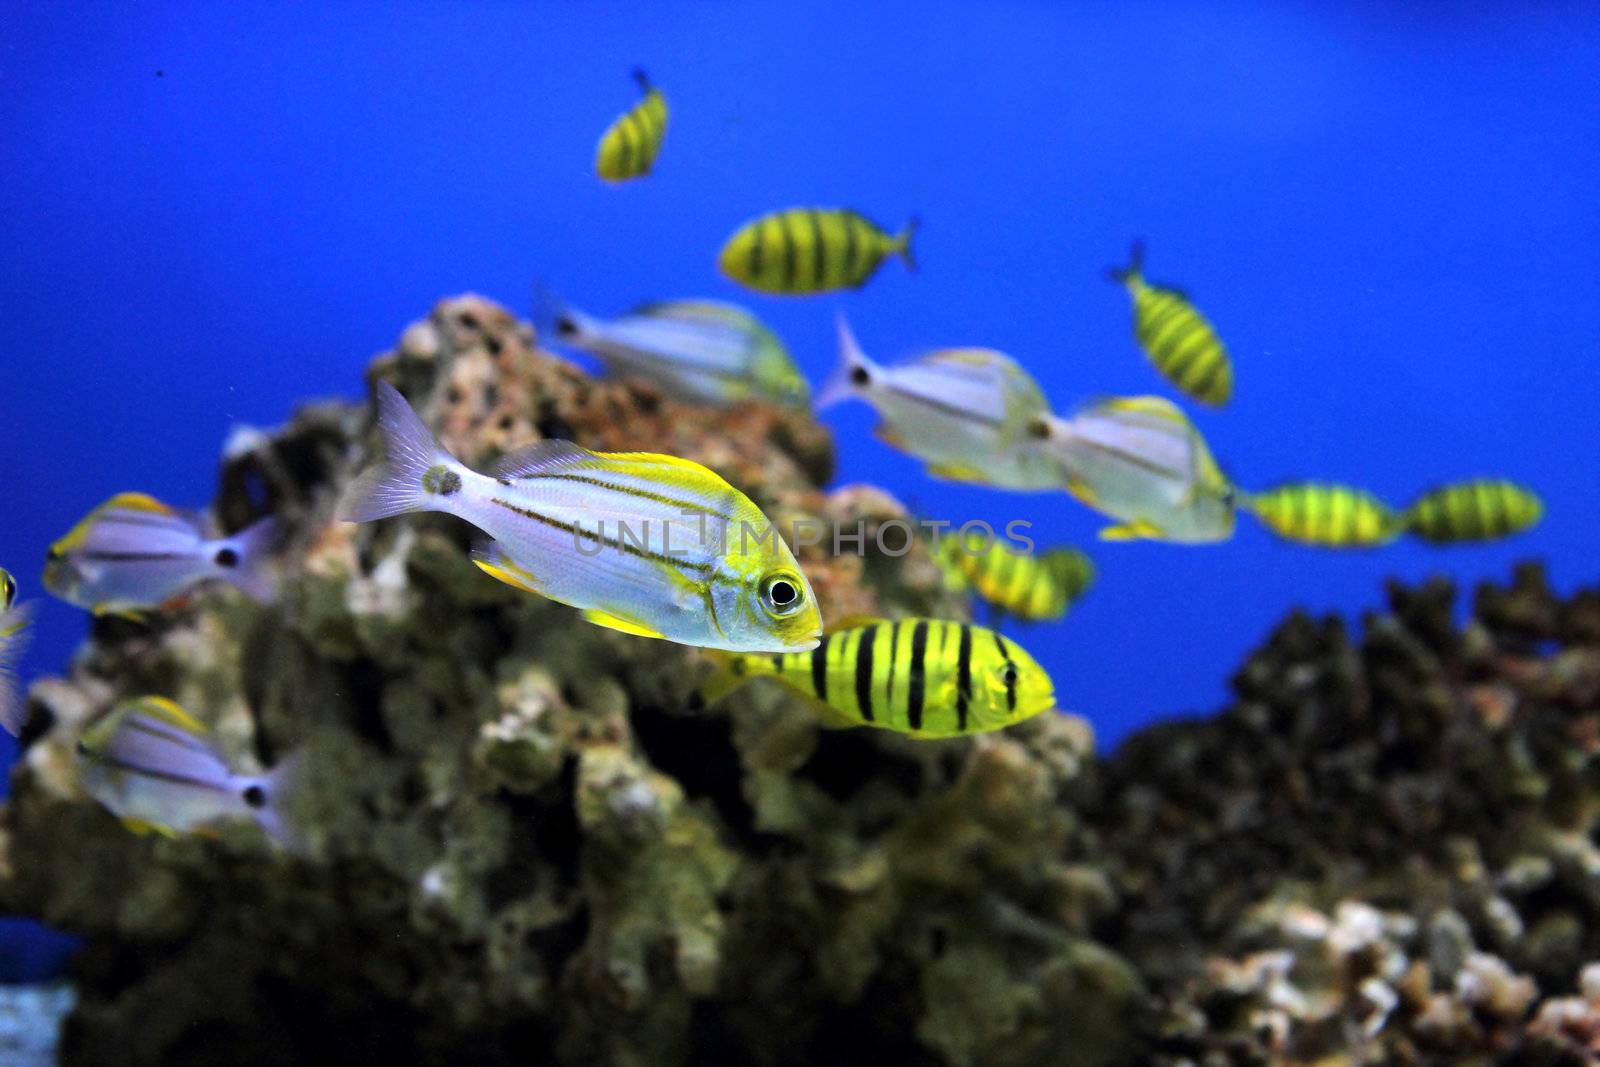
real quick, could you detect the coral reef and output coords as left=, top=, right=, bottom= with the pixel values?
left=3, top=296, right=1597, bottom=1066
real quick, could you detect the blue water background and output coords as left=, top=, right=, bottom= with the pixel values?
left=3, top=2, right=1598, bottom=977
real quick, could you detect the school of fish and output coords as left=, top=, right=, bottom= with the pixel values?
left=1, top=65, right=1548, bottom=850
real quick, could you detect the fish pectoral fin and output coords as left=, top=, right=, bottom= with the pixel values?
left=471, top=542, right=545, bottom=596
left=120, top=817, right=176, bottom=838
left=1099, top=520, right=1164, bottom=542
left=93, top=605, right=147, bottom=624
left=580, top=607, right=666, bottom=640
left=927, top=462, right=987, bottom=484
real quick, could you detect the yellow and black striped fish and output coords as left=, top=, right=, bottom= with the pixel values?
left=1242, top=482, right=1402, bottom=548
left=717, top=208, right=917, bottom=295
left=595, top=69, right=667, bottom=182
left=701, top=618, right=1055, bottom=739
left=1402, top=479, right=1543, bottom=544
left=937, top=537, right=1094, bottom=622
left=1107, top=241, right=1233, bottom=406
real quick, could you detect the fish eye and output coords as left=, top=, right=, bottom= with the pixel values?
left=760, top=573, right=805, bottom=618
left=1026, top=418, right=1050, bottom=441
left=215, top=548, right=240, bottom=569
left=555, top=316, right=579, bottom=337
left=1, top=574, right=13, bottom=608
left=849, top=366, right=871, bottom=386
left=242, top=785, right=268, bottom=809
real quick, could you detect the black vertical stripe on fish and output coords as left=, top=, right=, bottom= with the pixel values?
left=955, top=624, right=973, bottom=732
left=886, top=621, right=901, bottom=709
left=906, top=621, right=929, bottom=731
left=854, top=624, right=876, bottom=722
left=808, top=209, right=827, bottom=290
left=811, top=634, right=831, bottom=703
left=748, top=219, right=764, bottom=280
left=779, top=212, right=798, bottom=290
left=842, top=211, right=860, bottom=284
left=769, top=654, right=784, bottom=672
left=993, top=631, right=1017, bottom=711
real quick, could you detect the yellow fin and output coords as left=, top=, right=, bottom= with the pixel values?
left=1066, top=477, right=1100, bottom=508
left=120, top=817, right=177, bottom=838
left=128, top=696, right=208, bottom=735
left=1099, top=520, right=1164, bottom=542
left=927, top=462, right=987, bottom=484
left=1101, top=396, right=1186, bottom=423
left=103, top=492, right=178, bottom=516
left=91, top=605, right=148, bottom=624
left=472, top=557, right=544, bottom=596
left=581, top=607, right=666, bottom=639
left=824, top=614, right=887, bottom=634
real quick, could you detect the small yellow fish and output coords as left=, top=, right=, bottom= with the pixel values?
left=1242, top=482, right=1401, bottom=548
left=1402, top=479, right=1543, bottom=544
left=0, top=568, right=33, bottom=736
left=718, top=208, right=916, bottom=294
left=936, top=537, right=1094, bottom=622
left=702, top=617, right=1056, bottom=739
left=595, top=68, right=667, bottom=182
left=1108, top=241, right=1233, bottom=407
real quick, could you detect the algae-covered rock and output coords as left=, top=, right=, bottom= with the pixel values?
left=0, top=296, right=1122, bottom=1067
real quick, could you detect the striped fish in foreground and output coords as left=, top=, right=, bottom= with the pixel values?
left=1402, top=479, right=1544, bottom=544
left=1241, top=482, right=1401, bottom=548
left=936, top=536, right=1095, bottom=622
left=718, top=207, right=917, bottom=294
left=537, top=290, right=809, bottom=407
left=1, top=569, right=34, bottom=735
left=1031, top=396, right=1237, bottom=542
left=76, top=696, right=301, bottom=849
left=817, top=316, right=1061, bottom=489
left=1108, top=241, right=1233, bottom=407
left=701, top=618, right=1056, bottom=739
left=341, top=381, right=821, bottom=653
left=44, top=494, right=278, bottom=617
left=595, top=68, right=667, bottom=182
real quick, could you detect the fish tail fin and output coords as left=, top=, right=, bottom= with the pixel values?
left=217, top=516, right=280, bottom=602
left=816, top=312, right=880, bottom=411
left=339, top=381, right=452, bottom=523
left=1106, top=239, right=1145, bottom=285
left=248, top=750, right=306, bottom=853
left=531, top=282, right=595, bottom=348
left=895, top=214, right=919, bottom=273
left=0, top=602, right=35, bottom=736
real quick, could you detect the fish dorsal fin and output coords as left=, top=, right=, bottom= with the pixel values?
left=631, top=299, right=750, bottom=328
left=824, top=614, right=887, bottom=634
left=916, top=347, right=1010, bottom=369
left=129, top=696, right=209, bottom=736
left=1098, top=396, right=1188, bottom=423
left=489, top=439, right=596, bottom=479
left=104, top=493, right=179, bottom=517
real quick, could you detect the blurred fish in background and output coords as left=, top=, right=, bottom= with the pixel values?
left=594, top=68, right=667, bottom=182
left=936, top=534, right=1095, bottom=622
left=43, top=494, right=278, bottom=618
left=1107, top=241, right=1233, bottom=407
left=76, top=696, right=301, bottom=848
left=718, top=207, right=917, bottom=294
left=1030, top=396, right=1237, bottom=542
left=818, top=316, right=1061, bottom=488
left=0, top=568, right=33, bottom=735
left=535, top=289, right=809, bottom=407
left=1402, top=478, right=1544, bottom=544
left=1240, top=481, right=1402, bottom=548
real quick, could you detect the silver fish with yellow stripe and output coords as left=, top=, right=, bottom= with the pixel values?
left=595, top=68, right=667, bottom=182
left=44, top=494, right=278, bottom=617
left=538, top=290, right=809, bottom=407
left=1108, top=242, right=1233, bottom=407
left=702, top=617, right=1056, bottom=739
left=1031, top=396, right=1237, bottom=543
left=0, top=568, right=33, bottom=736
left=77, top=696, right=301, bottom=848
left=718, top=207, right=916, bottom=294
left=818, top=316, right=1061, bottom=489
left=340, top=381, right=822, bottom=653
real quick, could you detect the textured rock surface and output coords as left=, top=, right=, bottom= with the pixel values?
left=4, top=297, right=1597, bottom=1066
